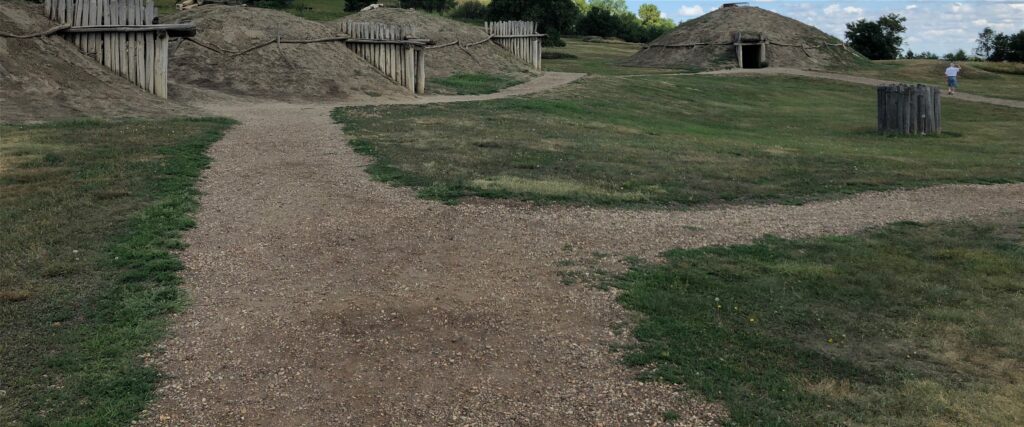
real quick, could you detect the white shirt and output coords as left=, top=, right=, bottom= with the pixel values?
left=945, top=66, right=960, bottom=77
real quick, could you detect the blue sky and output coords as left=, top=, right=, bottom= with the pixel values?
left=621, top=1, right=1024, bottom=55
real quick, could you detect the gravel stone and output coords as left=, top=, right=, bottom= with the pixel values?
left=142, top=73, right=1023, bottom=426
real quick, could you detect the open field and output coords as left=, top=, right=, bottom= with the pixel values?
left=428, top=73, right=525, bottom=95
left=0, top=118, right=232, bottom=425
left=615, top=218, right=1024, bottom=425
left=336, top=74, right=1024, bottom=207
left=544, top=37, right=679, bottom=76
left=838, top=60, right=1024, bottom=101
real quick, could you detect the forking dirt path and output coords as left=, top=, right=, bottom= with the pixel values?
left=144, top=72, right=1024, bottom=426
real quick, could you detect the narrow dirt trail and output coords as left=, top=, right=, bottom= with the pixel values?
left=145, top=73, right=1024, bottom=426
left=700, top=67, right=1024, bottom=109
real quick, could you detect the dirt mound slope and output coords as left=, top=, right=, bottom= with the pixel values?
left=624, top=6, right=862, bottom=71
left=167, top=5, right=405, bottom=101
left=1, top=1, right=188, bottom=123
left=334, top=8, right=532, bottom=79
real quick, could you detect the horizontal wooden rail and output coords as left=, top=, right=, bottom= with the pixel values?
left=66, top=23, right=196, bottom=37
left=490, top=34, right=546, bottom=39
left=345, top=38, right=429, bottom=46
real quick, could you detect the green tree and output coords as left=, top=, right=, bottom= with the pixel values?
left=943, top=49, right=968, bottom=61
left=845, top=13, right=907, bottom=60
left=399, top=0, right=454, bottom=12
left=638, top=3, right=661, bottom=25
left=904, top=49, right=915, bottom=59
left=590, top=0, right=628, bottom=15
left=488, top=0, right=582, bottom=46
left=975, top=27, right=996, bottom=59
left=573, top=0, right=590, bottom=14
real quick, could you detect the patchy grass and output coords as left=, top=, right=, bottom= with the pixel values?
left=614, top=219, right=1024, bottom=425
left=837, top=59, right=1024, bottom=101
left=0, top=118, right=233, bottom=425
left=544, top=37, right=681, bottom=76
left=428, top=73, right=524, bottom=95
left=972, top=61, right=1024, bottom=76
left=155, top=0, right=348, bottom=21
left=335, top=74, right=1024, bottom=207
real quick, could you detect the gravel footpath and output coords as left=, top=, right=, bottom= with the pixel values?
left=143, top=73, right=1024, bottom=426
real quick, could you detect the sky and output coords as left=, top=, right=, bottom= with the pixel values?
left=622, top=1, right=1024, bottom=55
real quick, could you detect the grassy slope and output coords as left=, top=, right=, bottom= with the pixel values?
left=544, top=37, right=678, bottom=76
left=336, top=74, right=1024, bottom=207
left=0, top=118, right=232, bottom=425
left=615, top=219, right=1024, bottom=425
left=155, top=0, right=348, bottom=21
left=837, top=60, right=1024, bottom=101
left=428, top=73, right=524, bottom=95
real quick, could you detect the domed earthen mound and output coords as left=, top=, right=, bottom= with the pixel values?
left=333, top=8, right=532, bottom=79
left=167, top=5, right=405, bottom=101
left=624, top=6, right=863, bottom=71
left=1, top=0, right=187, bottom=123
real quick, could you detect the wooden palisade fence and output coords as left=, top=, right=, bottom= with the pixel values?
left=339, top=21, right=427, bottom=94
left=485, top=21, right=543, bottom=71
left=877, top=84, right=941, bottom=135
left=42, top=0, right=194, bottom=98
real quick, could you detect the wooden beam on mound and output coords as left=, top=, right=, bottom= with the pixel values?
left=66, top=23, right=196, bottom=38
left=345, top=38, right=429, bottom=46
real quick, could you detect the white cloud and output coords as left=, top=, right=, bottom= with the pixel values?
left=1009, top=4, right=1024, bottom=11
left=678, top=5, right=704, bottom=17
left=905, top=5, right=917, bottom=11
left=972, top=19, right=988, bottom=26
left=660, top=12, right=668, bottom=19
left=951, top=3, right=973, bottom=13
left=823, top=4, right=862, bottom=16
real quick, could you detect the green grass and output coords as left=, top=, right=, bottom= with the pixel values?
left=335, top=74, right=1024, bottom=207
left=972, top=61, right=1024, bottom=76
left=837, top=60, right=1024, bottom=101
left=543, top=37, right=682, bottom=76
left=428, top=73, right=524, bottom=95
left=0, top=118, right=233, bottom=425
left=613, top=219, right=1024, bottom=425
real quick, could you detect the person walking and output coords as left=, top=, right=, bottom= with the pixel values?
left=945, top=62, right=962, bottom=95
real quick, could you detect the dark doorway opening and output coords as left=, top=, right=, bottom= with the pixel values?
left=741, top=44, right=763, bottom=68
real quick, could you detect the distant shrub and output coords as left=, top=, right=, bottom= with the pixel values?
left=344, top=0, right=375, bottom=11
left=400, top=0, right=455, bottom=12
left=542, top=51, right=577, bottom=59
left=449, top=0, right=489, bottom=20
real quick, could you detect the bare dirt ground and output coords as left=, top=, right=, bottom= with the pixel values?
left=701, top=68, right=1024, bottom=109
left=144, top=72, right=1024, bottom=426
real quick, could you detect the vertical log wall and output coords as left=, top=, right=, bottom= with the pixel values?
left=485, top=21, right=543, bottom=71
left=877, top=84, right=941, bottom=135
left=43, top=0, right=169, bottom=98
left=339, top=21, right=426, bottom=94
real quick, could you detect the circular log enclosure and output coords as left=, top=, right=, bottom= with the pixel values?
left=877, top=84, right=941, bottom=135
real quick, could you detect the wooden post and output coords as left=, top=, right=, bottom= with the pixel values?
left=416, top=48, right=425, bottom=94
left=877, top=84, right=941, bottom=135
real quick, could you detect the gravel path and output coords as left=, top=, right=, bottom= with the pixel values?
left=701, top=68, right=1024, bottom=109
left=144, top=73, right=1024, bottom=426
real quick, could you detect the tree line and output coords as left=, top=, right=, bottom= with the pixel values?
left=343, top=0, right=678, bottom=46
left=844, top=13, right=1023, bottom=62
